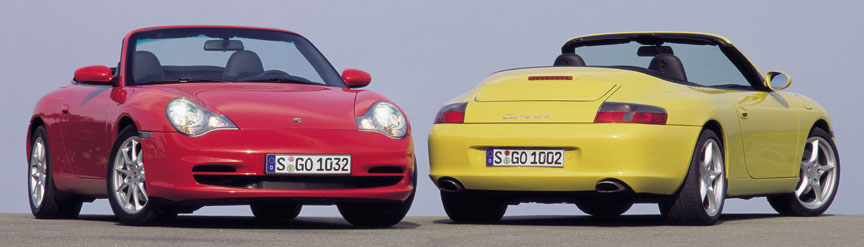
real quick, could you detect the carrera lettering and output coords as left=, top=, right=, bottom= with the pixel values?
left=502, top=113, right=553, bottom=120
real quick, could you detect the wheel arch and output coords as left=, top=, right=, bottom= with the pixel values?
left=117, top=115, right=138, bottom=134
left=702, top=120, right=725, bottom=147
left=27, top=116, right=46, bottom=162
left=811, top=119, right=832, bottom=137
left=28, top=116, right=45, bottom=141
left=669, top=119, right=726, bottom=194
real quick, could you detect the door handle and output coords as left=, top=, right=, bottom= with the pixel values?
left=737, top=107, right=749, bottom=119
left=61, top=105, right=70, bottom=115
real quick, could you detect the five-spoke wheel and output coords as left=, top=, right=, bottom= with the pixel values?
left=768, top=128, right=839, bottom=216
left=660, top=129, right=727, bottom=225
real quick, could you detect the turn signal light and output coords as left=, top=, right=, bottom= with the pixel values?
left=435, top=102, right=467, bottom=124
left=594, top=102, right=667, bottom=125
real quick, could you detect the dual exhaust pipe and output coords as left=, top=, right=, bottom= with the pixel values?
left=438, top=177, right=629, bottom=194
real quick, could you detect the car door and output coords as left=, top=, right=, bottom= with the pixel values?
left=726, top=91, right=800, bottom=178
left=59, top=82, right=112, bottom=179
left=667, top=42, right=800, bottom=179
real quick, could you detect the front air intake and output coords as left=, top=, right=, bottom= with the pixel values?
left=192, top=165, right=236, bottom=173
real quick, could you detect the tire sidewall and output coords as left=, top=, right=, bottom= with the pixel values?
left=694, top=129, right=727, bottom=222
left=792, top=128, right=840, bottom=215
left=28, top=126, right=53, bottom=215
left=667, top=129, right=727, bottom=224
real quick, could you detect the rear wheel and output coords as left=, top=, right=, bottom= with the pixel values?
left=659, top=129, right=726, bottom=225
left=107, top=126, right=176, bottom=225
left=250, top=202, right=302, bottom=222
left=767, top=127, right=839, bottom=216
left=441, top=192, right=507, bottom=223
left=28, top=126, right=83, bottom=219
left=576, top=200, right=633, bottom=217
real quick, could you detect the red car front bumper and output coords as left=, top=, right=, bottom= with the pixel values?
left=140, top=129, right=414, bottom=205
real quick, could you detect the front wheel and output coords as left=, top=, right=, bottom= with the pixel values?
left=107, top=126, right=175, bottom=225
left=337, top=197, right=413, bottom=228
left=251, top=202, right=302, bottom=222
left=659, top=129, right=727, bottom=225
left=767, top=127, right=839, bottom=216
left=337, top=161, right=416, bottom=228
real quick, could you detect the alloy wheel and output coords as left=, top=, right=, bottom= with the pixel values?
left=112, top=136, right=148, bottom=214
left=29, top=137, right=47, bottom=208
left=796, top=136, right=838, bottom=209
left=699, top=139, right=725, bottom=217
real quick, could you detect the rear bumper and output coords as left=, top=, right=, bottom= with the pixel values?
left=428, top=123, right=701, bottom=195
left=141, top=129, right=414, bottom=204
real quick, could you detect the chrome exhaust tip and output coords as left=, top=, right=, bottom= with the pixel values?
left=438, top=178, right=465, bottom=192
left=596, top=180, right=627, bottom=193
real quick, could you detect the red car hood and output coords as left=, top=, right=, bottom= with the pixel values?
left=150, top=83, right=358, bottom=130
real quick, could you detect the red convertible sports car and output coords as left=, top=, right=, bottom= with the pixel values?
left=26, top=26, right=415, bottom=227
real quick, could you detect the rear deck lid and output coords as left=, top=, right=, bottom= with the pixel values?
left=474, top=75, right=616, bottom=102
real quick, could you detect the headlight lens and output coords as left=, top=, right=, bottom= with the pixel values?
left=166, top=98, right=237, bottom=136
left=356, top=101, right=407, bottom=139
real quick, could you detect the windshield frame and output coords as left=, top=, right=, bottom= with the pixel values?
left=561, top=33, right=767, bottom=91
left=122, top=27, right=346, bottom=88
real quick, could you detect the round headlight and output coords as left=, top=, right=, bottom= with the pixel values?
left=356, top=101, right=407, bottom=139
left=166, top=98, right=237, bottom=136
left=167, top=99, right=205, bottom=129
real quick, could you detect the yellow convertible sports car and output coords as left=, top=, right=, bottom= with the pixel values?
left=428, top=32, right=839, bottom=225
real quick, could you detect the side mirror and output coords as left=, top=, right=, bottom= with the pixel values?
left=342, top=69, right=371, bottom=88
left=74, top=65, right=114, bottom=85
left=764, top=71, right=791, bottom=91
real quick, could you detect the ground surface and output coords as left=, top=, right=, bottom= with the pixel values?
left=0, top=213, right=859, bottom=246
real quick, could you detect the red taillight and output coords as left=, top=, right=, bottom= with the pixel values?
left=435, top=102, right=467, bottom=124
left=594, top=102, right=667, bottom=125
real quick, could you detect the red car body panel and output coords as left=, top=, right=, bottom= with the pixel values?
left=144, top=130, right=414, bottom=203
left=27, top=25, right=414, bottom=205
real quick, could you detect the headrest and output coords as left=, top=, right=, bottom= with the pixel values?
left=648, top=54, right=687, bottom=82
left=132, top=51, right=165, bottom=83
left=553, top=53, right=586, bottom=66
left=223, top=50, right=264, bottom=80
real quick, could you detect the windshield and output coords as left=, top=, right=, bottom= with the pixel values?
left=125, top=28, right=344, bottom=87
left=573, top=41, right=751, bottom=88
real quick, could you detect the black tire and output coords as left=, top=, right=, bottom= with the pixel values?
left=107, top=126, right=176, bottom=225
left=576, top=200, right=633, bottom=217
left=251, top=202, right=302, bottom=222
left=767, top=127, right=840, bottom=216
left=28, top=126, right=83, bottom=219
left=659, top=129, right=727, bottom=226
left=441, top=191, right=507, bottom=223
left=337, top=160, right=417, bottom=228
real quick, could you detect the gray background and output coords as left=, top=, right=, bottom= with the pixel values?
left=1, top=0, right=860, bottom=217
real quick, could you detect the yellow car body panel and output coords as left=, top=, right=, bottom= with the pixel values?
left=429, top=32, right=834, bottom=198
left=429, top=123, right=701, bottom=194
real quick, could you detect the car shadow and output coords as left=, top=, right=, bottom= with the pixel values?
left=432, top=213, right=788, bottom=227
left=76, top=214, right=421, bottom=230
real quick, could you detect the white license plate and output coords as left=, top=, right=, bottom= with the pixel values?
left=485, top=148, right=564, bottom=167
left=265, top=154, right=351, bottom=174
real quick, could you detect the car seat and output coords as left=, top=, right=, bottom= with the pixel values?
left=223, top=50, right=264, bottom=81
